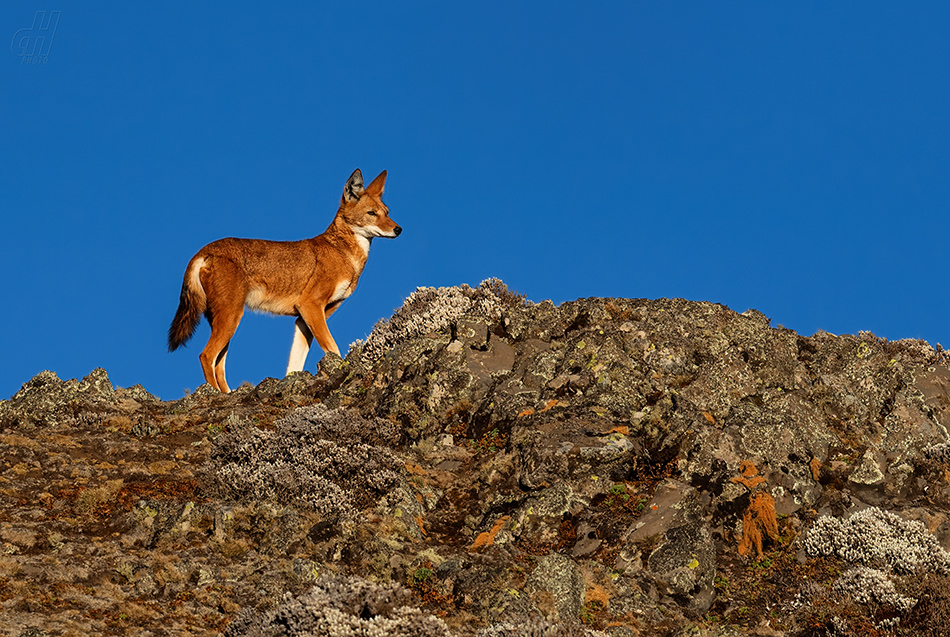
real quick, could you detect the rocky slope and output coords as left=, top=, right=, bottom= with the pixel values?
left=4, top=280, right=950, bottom=636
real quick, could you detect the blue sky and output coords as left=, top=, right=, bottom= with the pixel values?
left=3, top=3, right=949, bottom=400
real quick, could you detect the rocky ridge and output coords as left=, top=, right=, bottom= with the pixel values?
left=3, top=280, right=950, bottom=635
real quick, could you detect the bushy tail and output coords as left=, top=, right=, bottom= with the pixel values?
left=168, top=258, right=207, bottom=352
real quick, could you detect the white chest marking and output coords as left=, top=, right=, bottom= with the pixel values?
left=330, top=280, right=352, bottom=303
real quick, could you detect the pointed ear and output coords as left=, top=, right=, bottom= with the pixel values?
left=365, top=170, right=388, bottom=197
left=343, top=169, right=365, bottom=202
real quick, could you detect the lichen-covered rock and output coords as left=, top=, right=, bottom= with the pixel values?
left=525, top=553, right=586, bottom=625
left=352, top=278, right=527, bottom=364
left=618, top=481, right=717, bottom=615
left=0, top=368, right=121, bottom=429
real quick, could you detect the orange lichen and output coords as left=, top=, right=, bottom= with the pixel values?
left=702, top=412, right=716, bottom=424
left=737, top=491, right=779, bottom=558
left=732, top=461, right=779, bottom=558
left=538, top=399, right=559, bottom=413
left=469, top=515, right=510, bottom=551
left=731, top=460, right=766, bottom=490
left=809, top=457, right=822, bottom=482
left=608, top=425, right=630, bottom=435
left=518, top=408, right=535, bottom=417
left=414, top=515, right=427, bottom=537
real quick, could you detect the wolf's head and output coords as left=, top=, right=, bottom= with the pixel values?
left=339, top=169, right=401, bottom=241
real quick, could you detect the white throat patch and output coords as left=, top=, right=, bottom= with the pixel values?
left=353, top=232, right=372, bottom=257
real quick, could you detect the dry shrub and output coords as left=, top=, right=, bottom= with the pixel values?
left=208, top=405, right=403, bottom=521
left=74, top=479, right=125, bottom=516
left=900, top=573, right=950, bottom=636
left=224, top=573, right=453, bottom=636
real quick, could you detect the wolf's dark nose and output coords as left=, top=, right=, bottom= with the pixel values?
left=393, top=226, right=402, bottom=236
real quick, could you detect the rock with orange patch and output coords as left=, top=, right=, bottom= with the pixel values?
left=731, top=460, right=766, bottom=490
left=469, top=515, right=509, bottom=551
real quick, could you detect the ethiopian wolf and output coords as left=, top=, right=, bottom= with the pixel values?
left=168, top=169, right=400, bottom=392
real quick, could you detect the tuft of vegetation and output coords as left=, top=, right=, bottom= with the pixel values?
left=207, top=405, right=403, bottom=520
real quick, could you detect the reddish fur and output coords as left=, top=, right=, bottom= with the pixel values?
left=168, top=169, right=400, bottom=392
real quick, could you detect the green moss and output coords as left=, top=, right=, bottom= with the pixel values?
left=412, top=566, right=432, bottom=584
